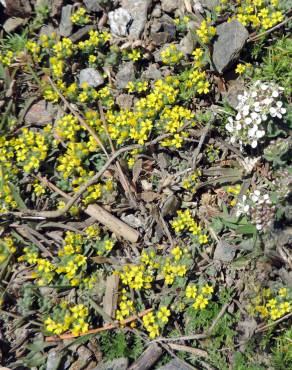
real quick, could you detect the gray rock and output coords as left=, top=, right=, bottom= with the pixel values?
left=108, top=7, right=132, bottom=37
left=121, top=214, right=143, bottom=228
left=122, top=0, right=152, bottom=39
left=115, top=62, right=135, bottom=89
left=214, top=241, right=236, bottom=262
left=3, top=17, right=26, bottom=33
left=212, top=20, right=249, bottom=73
left=84, top=0, right=103, bottom=12
left=152, top=4, right=162, bottom=17
left=79, top=68, right=104, bottom=88
left=25, top=100, right=53, bottom=125
left=141, top=63, right=162, bottom=81
left=200, top=0, right=220, bottom=10
left=161, top=0, right=182, bottom=12
left=223, top=79, right=245, bottom=109
left=46, top=351, right=62, bottom=370
left=150, top=14, right=176, bottom=45
left=59, top=4, right=73, bottom=37
left=178, top=31, right=195, bottom=55
left=92, top=357, right=128, bottom=370
left=116, top=94, right=133, bottom=109
left=157, top=359, right=191, bottom=370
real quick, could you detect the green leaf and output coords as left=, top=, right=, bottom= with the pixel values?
left=8, top=181, right=27, bottom=210
left=236, top=224, right=257, bottom=235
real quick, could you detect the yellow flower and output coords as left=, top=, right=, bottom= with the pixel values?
left=235, top=63, right=246, bottom=74
left=171, top=246, right=182, bottom=261
left=198, top=234, right=208, bottom=244
left=202, top=285, right=214, bottom=295
left=278, top=287, right=287, bottom=297
left=186, top=284, right=197, bottom=299
left=157, top=306, right=171, bottom=323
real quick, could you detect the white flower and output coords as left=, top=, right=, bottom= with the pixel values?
left=242, top=105, right=250, bottom=116
left=236, top=112, right=242, bottom=120
left=251, top=140, right=258, bottom=148
left=244, top=117, right=252, bottom=125
left=269, top=102, right=286, bottom=118
left=261, top=84, right=268, bottom=91
left=251, top=190, right=260, bottom=202
left=272, top=90, right=279, bottom=98
left=235, top=122, right=242, bottom=130
left=256, top=129, right=265, bottom=138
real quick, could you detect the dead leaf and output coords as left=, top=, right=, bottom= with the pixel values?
left=140, top=191, right=159, bottom=202
left=132, top=158, right=143, bottom=184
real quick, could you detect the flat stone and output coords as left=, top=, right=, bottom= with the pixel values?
left=84, top=0, right=103, bottom=12
left=92, top=357, right=128, bottom=370
left=121, top=0, right=152, bottom=39
left=116, top=93, right=133, bottom=109
left=115, top=62, right=135, bottom=89
left=212, top=20, right=249, bottom=73
left=79, top=68, right=104, bottom=88
left=178, top=31, right=195, bottom=55
left=161, top=0, right=182, bottom=12
left=59, top=4, right=73, bottom=37
left=157, top=359, right=191, bottom=370
left=200, top=0, right=220, bottom=10
left=108, top=7, right=132, bottom=37
left=5, top=0, right=32, bottom=17
left=214, top=241, right=236, bottom=262
left=150, top=14, right=176, bottom=46
left=3, top=17, right=27, bottom=32
left=141, top=63, right=162, bottom=81
left=25, top=100, right=53, bottom=125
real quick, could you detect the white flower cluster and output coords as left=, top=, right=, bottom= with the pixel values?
left=236, top=189, right=275, bottom=231
left=226, top=81, right=286, bottom=149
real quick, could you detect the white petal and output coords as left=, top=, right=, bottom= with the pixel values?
left=245, top=117, right=252, bottom=125
left=251, top=140, right=258, bottom=148
left=236, top=113, right=242, bottom=120
left=254, top=190, right=261, bottom=196
left=272, top=90, right=279, bottom=98
left=276, top=101, right=283, bottom=108
left=261, top=84, right=268, bottom=91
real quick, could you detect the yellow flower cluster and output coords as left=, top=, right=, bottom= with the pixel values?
left=196, top=18, right=216, bottom=44
left=33, top=181, right=46, bottom=196
left=115, top=293, right=135, bottom=322
left=0, top=236, right=16, bottom=264
left=161, top=44, right=184, bottom=65
left=221, top=0, right=284, bottom=30
left=250, top=287, right=291, bottom=321
left=159, top=106, right=194, bottom=148
left=0, top=50, right=14, bottom=67
left=128, top=49, right=142, bottom=62
left=126, top=81, right=148, bottom=93
left=45, top=303, right=89, bottom=335
left=19, top=230, right=115, bottom=287
left=182, top=170, right=202, bottom=191
left=171, top=209, right=209, bottom=244
left=185, top=284, right=214, bottom=309
left=26, top=40, right=41, bottom=62
left=118, top=264, right=154, bottom=290
left=0, top=128, right=49, bottom=186
left=142, top=306, right=171, bottom=339
left=70, top=7, right=90, bottom=25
